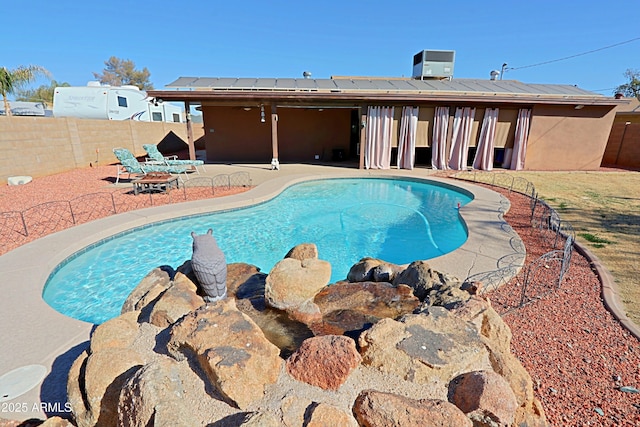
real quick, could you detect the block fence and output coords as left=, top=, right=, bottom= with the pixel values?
left=0, top=116, right=204, bottom=185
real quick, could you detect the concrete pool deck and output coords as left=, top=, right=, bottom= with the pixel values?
left=0, top=163, right=524, bottom=420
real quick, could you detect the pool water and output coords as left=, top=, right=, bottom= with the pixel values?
left=43, top=178, right=472, bottom=324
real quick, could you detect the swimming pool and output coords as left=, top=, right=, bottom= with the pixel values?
left=43, top=178, right=472, bottom=324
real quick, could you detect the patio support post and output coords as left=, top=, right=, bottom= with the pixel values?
left=359, top=106, right=367, bottom=169
left=270, top=104, right=280, bottom=170
left=185, top=101, right=196, bottom=161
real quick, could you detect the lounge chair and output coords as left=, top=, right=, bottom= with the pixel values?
left=112, top=147, right=188, bottom=184
left=142, top=144, right=205, bottom=173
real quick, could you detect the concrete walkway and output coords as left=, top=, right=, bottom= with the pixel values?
left=0, top=163, right=523, bottom=420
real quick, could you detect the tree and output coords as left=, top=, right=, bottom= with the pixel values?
left=0, top=65, right=50, bottom=117
left=16, top=80, right=70, bottom=107
left=93, top=57, right=153, bottom=91
left=615, top=68, right=640, bottom=99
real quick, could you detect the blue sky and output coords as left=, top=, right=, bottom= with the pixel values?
left=2, top=0, right=638, bottom=97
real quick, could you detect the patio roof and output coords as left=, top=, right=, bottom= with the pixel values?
left=148, top=76, right=623, bottom=107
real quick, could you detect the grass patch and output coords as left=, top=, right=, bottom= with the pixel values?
left=578, top=233, right=614, bottom=245
left=558, top=202, right=568, bottom=210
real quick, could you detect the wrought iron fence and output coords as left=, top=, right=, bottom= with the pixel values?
left=0, top=172, right=252, bottom=256
left=455, top=171, right=576, bottom=314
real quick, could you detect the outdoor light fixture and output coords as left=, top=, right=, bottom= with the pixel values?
left=243, top=107, right=252, bottom=111
left=260, top=105, right=266, bottom=123
left=574, top=105, right=585, bottom=110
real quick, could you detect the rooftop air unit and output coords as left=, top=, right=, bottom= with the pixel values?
left=412, top=50, right=455, bottom=79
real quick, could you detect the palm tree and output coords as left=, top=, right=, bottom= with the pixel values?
left=0, top=65, right=51, bottom=117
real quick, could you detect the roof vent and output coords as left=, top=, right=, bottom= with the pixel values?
left=412, top=50, right=455, bottom=79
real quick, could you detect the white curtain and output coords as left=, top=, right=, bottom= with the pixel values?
left=510, top=108, right=532, bottom=170
left=448, top=107, right=476, bottom=170
left=365, top=106, right=394, bottom=169
left=473, top=108, right=499, bottom=170
left=431, top=106, right=450, bottom=169
left=397, top=106, right=419, bottom=169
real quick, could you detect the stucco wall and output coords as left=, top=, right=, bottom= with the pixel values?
left=203, top=106, right=351, bottom=162
left=0, top=116, right=201, bottom=184
left=602, top=114, right=640, bottom=168
left=524, top=105, right=616, bottom=170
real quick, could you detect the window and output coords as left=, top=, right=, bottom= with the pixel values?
left=117, top=96, right=127, bottom=107
left=172, top=113, right=180, bottom=123
left=152, top=112, right=163, bottom=122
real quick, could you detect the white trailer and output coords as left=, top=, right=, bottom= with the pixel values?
left=53, top=83, right=182, bottom=122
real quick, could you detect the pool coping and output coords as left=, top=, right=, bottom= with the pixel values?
left=0, top=170, right=523, bottom=419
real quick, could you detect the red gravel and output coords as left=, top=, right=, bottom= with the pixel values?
left=1, top=168, right=639, bottom=425
left=0, top=164, right=251, bottom=255
left=486, top=187, right=640, bottom=426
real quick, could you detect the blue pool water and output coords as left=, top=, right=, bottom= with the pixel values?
left=43, top=178, right=472, bottom=324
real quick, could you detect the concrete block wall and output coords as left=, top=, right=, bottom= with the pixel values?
left=0, top=116, right=203, bottom=184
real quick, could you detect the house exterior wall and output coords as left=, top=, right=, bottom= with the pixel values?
left=524, top=105, right=616, bottom=170
left=198, top=101, right=617, bottom=170
left=202, top=106, right=351, bottom=162
left=601, top=113, right=640, bottom=168
left=0, top=116, right=201, bottom=184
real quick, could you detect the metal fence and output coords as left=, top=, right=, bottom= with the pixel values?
left=0, top=172, right=251, bottom=256
left=455, top=171, right=575, bottom=314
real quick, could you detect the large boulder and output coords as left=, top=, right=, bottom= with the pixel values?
left=286, top=335, right=361, bottom=390
left=311, top=281, right=420, bottom=336
left=284, top=243, right=319, bottom=261
left=68, top=348, right=144, bottom=427
left=353, top=390, right=472, bottom=427
left=117, top=358, right=199, bottom=427
left=148, top=272, right=204, bottom=327
left=166, top=299, right=282, bottom=409
left=358, top=307, right=491, bottom=385
left=451, top=296, right=547, bottom=426
left=393, top=260, right=461, bottom=301
left=226, top=262, right=266, bottom=301
left=121, top=267, right=173, bottom=316
left=448, top=370, right=518, bottom=427
left=265, top=257, right=331, bottom=322
left=347, top=257, right=404, bottom=283
left=90, top=311, right=140, bottom=353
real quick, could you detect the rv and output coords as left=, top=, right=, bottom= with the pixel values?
left=53, top=83, right=183, bottom=122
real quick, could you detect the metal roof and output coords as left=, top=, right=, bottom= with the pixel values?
left=165, top=76, right=603, bottom=98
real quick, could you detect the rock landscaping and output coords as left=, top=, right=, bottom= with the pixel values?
left=65, top=244, right=547, bottom=426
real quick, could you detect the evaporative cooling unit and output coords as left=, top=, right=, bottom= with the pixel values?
left=412, top=50, right=456, bottom=79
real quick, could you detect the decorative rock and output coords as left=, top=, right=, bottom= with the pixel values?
left=167, top=299, right=282, bottom=409
left=347, top=257, right=403, bottom=282
left=448, top=370, right=518, bottom=426
left=358, top=307, right=490, bottom=385
left=121, top=267, right=173, bottom=315
left=117, top=358, right=198, bottom=427
left=311, top=281, right=420, bottom=336
left=265, top=257, right=330, bottom=320
left=393, top=260, right=461, bottom=301
left=90, top=311, right=140, bottom=354
left=190, top=229, right=227, bottom=302
left=286, top=335, right=361, bottom=390
left=280, top=394, right=313, bottom=427
left=148, top=272, right=204, bottom=327
left=353, top=390, right=472, bottom=427
left=68, top=348, right=144, bottom=427
left=284, top=243, right=319, bottom=261
left=307, top=402, right=357, bottom=427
